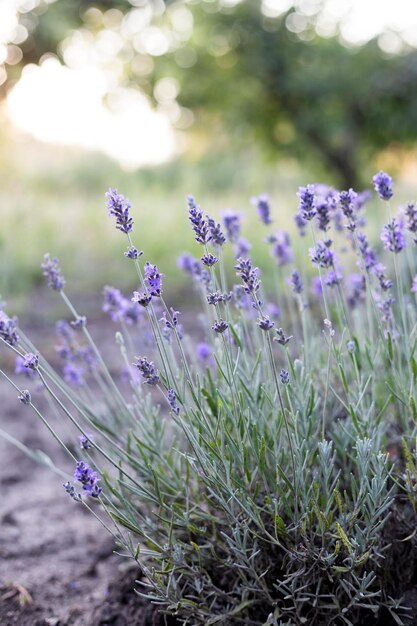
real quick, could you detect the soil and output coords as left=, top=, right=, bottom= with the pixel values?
left=0, top=292, right=181, bottom=626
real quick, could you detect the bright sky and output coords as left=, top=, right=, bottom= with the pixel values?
left=3, top=0, right=417, bottom=168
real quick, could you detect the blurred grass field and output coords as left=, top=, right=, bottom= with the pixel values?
left=1, top=114, right=416, bottom=315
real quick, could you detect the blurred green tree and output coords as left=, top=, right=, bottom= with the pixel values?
left=5, top=0, right=417, bottom=187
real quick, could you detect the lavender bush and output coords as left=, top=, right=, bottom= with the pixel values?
left=2, top=174, right=417, bottom=625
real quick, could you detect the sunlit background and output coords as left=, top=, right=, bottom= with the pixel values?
left=1, top=0, right=417, bottom=307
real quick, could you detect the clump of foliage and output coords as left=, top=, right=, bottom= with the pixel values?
left=2, top=173, right=417, bottom=625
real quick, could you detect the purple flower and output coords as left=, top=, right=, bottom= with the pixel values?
left=167, top=388, right=180, bottom=415
left=15, top=356, right=37, bottom=379
left=64, top=362, right=85, bottom=387
left=212, top=319, right=228, bottom=334
left=372, top=263, right=393, bottom=291
left=134, top=356, right=160, bottom=385
left=63, top=481, right=82, bottom=502
left=381, top=218, right=406, bottom=253
left=294, top=211, right=307, bottom=236
left=357, top=232, right=377, bottom=270
left=257, top=316, right=274, bottom=332
left=106, top=188, right=133, bottom=234
left=207, top=217, right=226, bottom=246
left=144, top=262, right=164, bottom=297
left=132, top=290, right=152, bottom=307
left=207, top=291, right=227, bottom=305
left=405, top=203, right=417, bottom=238
left=297, top=185, right=316, bottom=221
left=23, top=353, right=39, bottom=370
left=279, top=369, right=290, bottom=384
left=234, top=238, right=251, bottom=259
left=79, top=434, right=94, bottom=450
left=234, top=257, right=260, bottom=294
left=125, top=246, right=142, bottom=259
left=311, top=276, right=323, bottom=299
left=372, top=171, right=393, bottom=200
left=338, top=189, right=358, bottom=219
left=324, top=270, right=342, bottom=287
left=266, top=302, right=281, bottom=319
left=201, top=253, right=218, bottom=267
left=222, top=210, right=241, bottom=243
left=290, top=270, right=303, bottom=294
left=160, top=307, right=181, bottom=330
left=197, top=342, right=213, bottom=363
left=41, top=254, right=65, bottom=291
left=103, top=286, right=127, bottom=322
left=74, top=461, right=102, bottom=497
left=315, top=201, right=331, bottom=232
left=274, top=328, right=292, bottom=345
left=268, top=230, right=293, bottom=266
left=346, top=273, right=366, bottom=308
left=309, top=241, right=334, bottom=268
left=18, top=390, right=31, bottom=405
left=71, top=316, right=87, bottom=330
left=252, top=193, right=272, bottom=225
left=187, top=195, right=211, bottom=245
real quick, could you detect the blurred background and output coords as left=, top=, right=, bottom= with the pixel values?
left=1, top=0, right=417, bottom=306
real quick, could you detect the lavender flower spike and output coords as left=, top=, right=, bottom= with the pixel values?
left=297, top=185, right=316, bottom=221
left=372, top=171, right=393, bottom=201
left=234, top=257, right=260, bottom=294
left=290, top=270, right=303, bottom=295
left=187, top=195, right=211, bottom=245
left=134, top=356, right=160, bottom=385
left=106, top=188, right=133, bottom=234
left=144, top=262, right=164, bottom=297
left=252, top=193, right=272, bottom=225
left=41, top=254, right=65, bottom=291
left=74, top=461, right=102, bottom=497
left=381, top=218, right=406, bottom=253
left=23, top=353, right=39, bottom=370
left=0, top=311, right=19, bottom=346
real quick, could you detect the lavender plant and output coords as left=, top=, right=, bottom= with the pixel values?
left=2, top=175, right=417, bottom=625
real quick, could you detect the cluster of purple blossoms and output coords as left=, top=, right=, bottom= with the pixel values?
left=380, top=218, right=406, bottom=254
left=106, top=188, right=133, bottom=234
left=55, top=320, right=98, bottom=387
left=279, top=369, right=290, bottom=385
left=207, top=217, right=226, bottom=246
left=373, top=263, right=393, bottom=291
left=234, top=257, right=260, bottom=295
left=196, top=342, right=213, bottom=365
left=405, top=203, right=417, bottom=241
left=234, top=237, right=251, bottom=259
left=125, top=246, right=142, bottom=260
left=356, top=232, right=377, bottom=270
left=103, top=286, right=142, bottom=324
left=324, top=270, right=342, bottom=287
left=160, top=308, right=184, bottom=341
left=346, top=274, right=366, bottom=308
left=18, top=389, right=32, bottom=405
left=167, top=389, right=180, bottom=415
left=73, top=461, right=102, bottom=497
left=222, top=210, right=241, bottom=243
left=294, top=210, right=307, bottom=237
left=274, top=328, right=292, bottom=345
left=207, top=291, right=229, bottom=305
left=79, top=434, right=94, bottom=450
left=212, top=319, right=228, bottom=334
left=0, top=311, right=19, bottom=346
left=23, top=353, right=39, bottom=370
left=315, top=200, right=331, bottom=232
left=297, top=185, right=316, bottom=221
left=41, top=254, right=65, bottom=291
left=252, top=193, right=272, bottom=225
left=134, top=356, right=160, bottom=385
left=132, top=290, right=152, bottom=308
left=257, top=316, right=274, bottom=332
left=144, top=262, right=164, bottom=297
left=267, top=230, right=293, bottom=266
left=201, top=253, right=218, bottom=267
left=187, top=195, right=211, bottom=245
left=63, top=362, right=85, bottom=387
left=290, top=270, right=303, bottom=295
left=373, top=171, right=393, bottom=201
left=15, top=356, right=37, bottom=379
left=309, top=240, right=334, bottom=268
left=177, top=253, right=211, bottom=290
